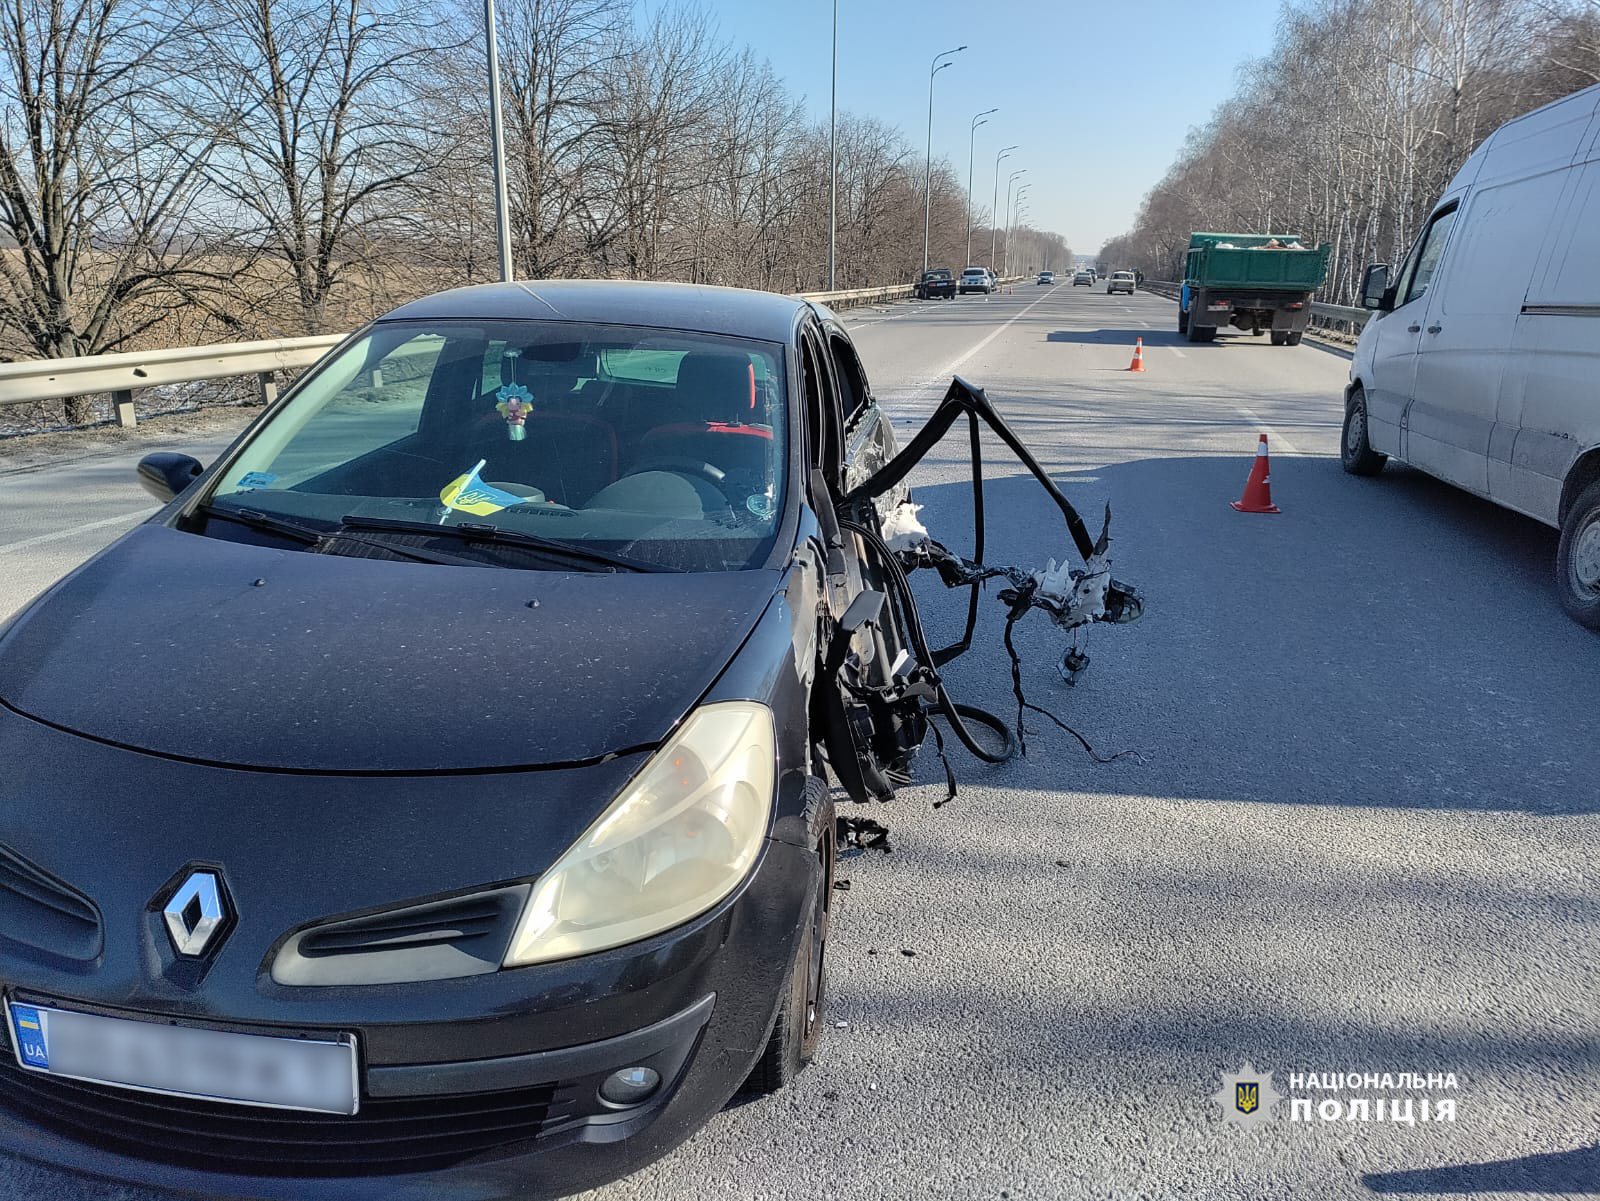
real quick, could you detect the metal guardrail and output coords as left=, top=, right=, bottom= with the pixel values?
left=0, top=334, right=345, bottom=426
left=798, top=284, right=913, bottom=307
left=0, top=280, right=991, bottom=429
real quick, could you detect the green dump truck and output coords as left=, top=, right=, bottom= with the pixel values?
left=1179, top=232, right=1332, bottom=345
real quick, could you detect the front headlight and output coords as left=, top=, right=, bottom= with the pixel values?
left=503, top=702, right=776, bottom=967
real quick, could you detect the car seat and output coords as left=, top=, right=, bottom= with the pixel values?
left=633, top=352, right=774, bottom=491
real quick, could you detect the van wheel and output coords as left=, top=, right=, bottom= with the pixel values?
left=742, top=777, right=834, bottom=1094
left=1557, top=479, right=1600, bottom=630
left=1341, top=385, right=1387, bottom=476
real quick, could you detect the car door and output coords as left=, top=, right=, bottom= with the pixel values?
left=1408, top=115, right=1582, bottom=495
left=1502, top=156, right=1600, bottom=524
left=1362, top=203, right=1458, bottom=457
left=828, top=327, right=904, bottom=517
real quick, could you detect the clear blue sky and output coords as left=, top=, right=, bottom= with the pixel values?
left=690, top=1, right=1284, bottom=255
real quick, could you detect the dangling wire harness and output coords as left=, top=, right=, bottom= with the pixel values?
left=833, top=376, right=1145, bottom=802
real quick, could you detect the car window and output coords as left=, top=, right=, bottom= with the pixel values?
left=801, top=328, right=841, bottom=479
left=1400, top=205, right=1459, bottom=307
left=205, top=320, right=789, bottom=573
left=828, top=334, right=871, bottom=421
left=242, top=332, right=440, bottom=485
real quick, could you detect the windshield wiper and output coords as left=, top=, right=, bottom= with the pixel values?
left=337, top=515, right=676, bottom=573
left=198, top=504, right=325, bottom=544
left=199, top=503, right=475, bottom=567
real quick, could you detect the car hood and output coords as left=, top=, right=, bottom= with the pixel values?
left=0, top=524, right=780, bottom=772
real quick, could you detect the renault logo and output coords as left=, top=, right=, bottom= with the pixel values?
left=163, top=871, right=229, bottom=957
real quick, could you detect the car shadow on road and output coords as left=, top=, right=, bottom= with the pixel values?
left=1047, top=327, right=1184, bottom=346
left=1362, top=1144, right=1600, bottom=1194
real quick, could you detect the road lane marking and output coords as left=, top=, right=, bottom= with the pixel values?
left=0, top=508, right=154, bottom=555
left=921, top=287, right=1061, bottom=386
left=1168, top=347, right=1187, bottom=358
left=1234, top=404, right=1302, bottom=455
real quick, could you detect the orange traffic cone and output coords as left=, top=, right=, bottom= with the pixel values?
left=1126, top=338, right=1146, bottom=372
left=1230, top=434, right=1281, bottom=514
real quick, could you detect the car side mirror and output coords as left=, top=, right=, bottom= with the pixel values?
left=1360, top=264, right=1392, bottom=311
left=137, top=452, right=204, bottom=502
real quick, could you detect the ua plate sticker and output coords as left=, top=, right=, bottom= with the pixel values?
left=9, top=1004, right=48, bottom=1068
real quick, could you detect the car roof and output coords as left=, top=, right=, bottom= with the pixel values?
left=378, top=279, right=809, bottom=343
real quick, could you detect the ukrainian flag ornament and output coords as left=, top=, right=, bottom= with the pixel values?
left=439, top=460, right=530, bottom=517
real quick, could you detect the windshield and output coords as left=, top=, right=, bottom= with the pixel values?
left=200, top=320, right=788, bottom=572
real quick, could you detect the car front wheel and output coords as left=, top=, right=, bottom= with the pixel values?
left=1557, top=478, right=1600, bottom=629
left=741, top=777, right=833, bottom=1094
left=1341, top=385, right=1387, bottom=476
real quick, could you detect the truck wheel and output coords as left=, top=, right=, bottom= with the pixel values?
left=742, top=776, right=834, bottom=1094
left=1177, top=308, right=1189, bottom=335
left=1557, top=478, right=1600, bottom=629
left=1270, top=330, right=1288, bottom=346
left=1286, top=331, right=1303, bottom=346
left=1340, top=385, right=1387, bottom=477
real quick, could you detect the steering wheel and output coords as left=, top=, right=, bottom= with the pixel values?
left=626, top=457, right=727, bottom=488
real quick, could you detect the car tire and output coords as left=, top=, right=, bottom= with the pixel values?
left=741, top=776, right=834, bottom=1095
left=1271, top=330, right=1289, bottom=346
left=1286, top=331, right=1304, bottom=346
left=1557, top=478, right=1600, bottom=629
left=1177, top=308, right=1189, bottom=335
left=1340, top=385, right=1387, bottom=477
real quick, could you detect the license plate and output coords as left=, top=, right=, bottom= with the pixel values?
left=7, top=999, right=359, bottom=1114
left=1207, top=302, right=1231, bottom=310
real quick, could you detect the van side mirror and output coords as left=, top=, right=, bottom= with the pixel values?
left=136, top=452, right=204, bottom=502
left=1360, top=264, right=1392, bottom=311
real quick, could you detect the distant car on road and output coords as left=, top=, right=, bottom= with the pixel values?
left=915, top=268, right=956, bottom=300
left=1072, top=271, right=1094, bottom=287
left=959, top=267, right=993, bottom=294
left=1037, top=271, right=1055, bottom=285
left=1106, top=271, right=1136, bottom=295
left=1342, top=82, right=1600, bottom=629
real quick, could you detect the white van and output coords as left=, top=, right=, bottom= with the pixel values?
left=1342, top=83, right=1600, bottom=627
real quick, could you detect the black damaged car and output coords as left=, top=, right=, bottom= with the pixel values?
left=0, top=279, right=1140, bottom=1199
left=0, top=281, right=932, bottom=1199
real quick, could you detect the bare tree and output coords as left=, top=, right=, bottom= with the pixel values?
left=194, top=0, right=442, bottom=333
left=0, top=0, right=219, bottom=387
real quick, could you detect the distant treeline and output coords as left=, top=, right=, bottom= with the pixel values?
left=0, top=0, right=1071, bottom=383
left=1098, top=0, right=1599, bottom=302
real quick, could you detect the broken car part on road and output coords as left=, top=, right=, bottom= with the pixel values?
left=816, top=375, right=1144, bottom=810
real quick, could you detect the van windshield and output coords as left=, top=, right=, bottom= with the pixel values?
left=200, top=320, right=788, bottom=573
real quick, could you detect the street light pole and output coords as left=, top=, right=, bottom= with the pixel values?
left=966, top=107, right=997, bottom=267
left=827, top=0, right=838, bottom=290
left=1003, top=168, right=1025, bottom=279
left=1009, top=183, right=1030, bottom=276
left=991, top=144, right=1016, bottom=269
left=483, top=0, right=513, bottom=281
left=923, top=45, right=965, bottom=273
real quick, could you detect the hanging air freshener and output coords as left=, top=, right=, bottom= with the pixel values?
left=495, top=383, right=534, bottom=441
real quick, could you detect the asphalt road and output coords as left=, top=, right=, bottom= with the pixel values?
left=0, top=284, right=1596, bottom=1200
